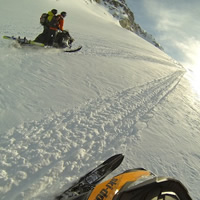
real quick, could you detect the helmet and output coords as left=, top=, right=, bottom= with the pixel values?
left=61, top=11, right=67, bottom=17
left=51, top=9, right=57, bottom=15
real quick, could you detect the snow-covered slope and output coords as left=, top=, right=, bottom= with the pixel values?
left=0, top=0, right=200, bottom=200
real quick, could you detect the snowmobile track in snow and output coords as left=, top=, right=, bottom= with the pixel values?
left=0, top=70, right=184, bottom=199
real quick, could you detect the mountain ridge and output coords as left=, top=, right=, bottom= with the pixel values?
left=90, top=0, right=164, bottom=50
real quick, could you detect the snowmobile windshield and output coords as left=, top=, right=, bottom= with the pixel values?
left=124, top=174, right=155, bottom=190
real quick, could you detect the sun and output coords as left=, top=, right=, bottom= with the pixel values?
left=187, top=63, right=200, bottom=99
left=183, top=41, right=200, bottom=99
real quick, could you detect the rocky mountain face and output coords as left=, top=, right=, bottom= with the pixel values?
left=90, top=0, right=164, bottom=50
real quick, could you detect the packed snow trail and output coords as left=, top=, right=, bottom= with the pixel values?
left=0, top=70, right=184, bottom=200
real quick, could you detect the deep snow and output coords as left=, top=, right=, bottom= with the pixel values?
left=0, top=0, right=200, bottom=200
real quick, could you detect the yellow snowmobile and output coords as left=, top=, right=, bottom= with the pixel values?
left=88, top=168, right=192, bottom=200
left=56, top=154, right=192, bottom=200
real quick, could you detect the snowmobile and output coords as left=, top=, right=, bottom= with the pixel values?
left=55, top=154, right=192, bottom=200
left=53, top=30, right=75, bottom=48
left=3, top=30, right=82, bottom=52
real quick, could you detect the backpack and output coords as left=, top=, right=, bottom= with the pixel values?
left=40, top=13, right=49, bottom=26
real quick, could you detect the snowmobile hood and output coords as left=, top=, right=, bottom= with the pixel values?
left=88, top=168, right=152, bottom=200
left=87, top=168, right=192, bottom=200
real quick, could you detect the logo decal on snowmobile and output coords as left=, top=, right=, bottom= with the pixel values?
left=95, top=177, right=118, bottom=200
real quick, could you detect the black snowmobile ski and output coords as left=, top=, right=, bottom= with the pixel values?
left=63, top=45, right=82, bottom=53
left=55, top=154, right=124, bottom=200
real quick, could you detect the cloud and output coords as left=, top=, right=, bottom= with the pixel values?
left=143, top=0, right=194, bottom=34
left=176, top=38, right=200, bottom=69
left=141, top=0, right=200, bottom=69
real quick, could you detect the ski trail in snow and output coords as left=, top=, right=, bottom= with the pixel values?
left=0, top=70, right=184, bottom=199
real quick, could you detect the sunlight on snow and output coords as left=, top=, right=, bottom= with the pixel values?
left=184, top=44, right=200, bottom=100
left=188, top=46, right=200, bottom=99
left=187, top=65, right=200, bottom=100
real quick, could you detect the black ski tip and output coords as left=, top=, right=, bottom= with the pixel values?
left=103, top=154, right=124, bottom=170
left=54, top=154, right=124, bottom=200
left=64, top=45, right=82, bottom=52
left=103, top=154, right=124, bottom=164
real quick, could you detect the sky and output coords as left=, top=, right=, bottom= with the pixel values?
left=126, top=0, right=200, bottom=73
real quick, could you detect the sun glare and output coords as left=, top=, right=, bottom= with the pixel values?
left=183, top=41, right=200, bottom=99
left=187, top=63, right=200, bottom=99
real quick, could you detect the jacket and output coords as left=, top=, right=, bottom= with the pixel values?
left=47, top=11, right=59, bottom=30
left=57, top=14, right=65, bottom=31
